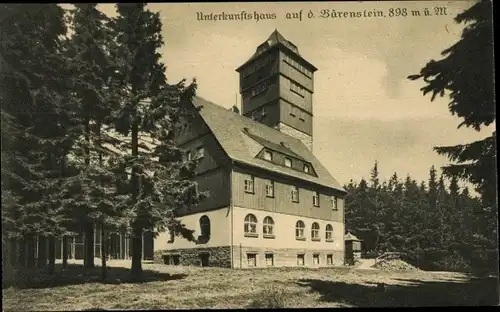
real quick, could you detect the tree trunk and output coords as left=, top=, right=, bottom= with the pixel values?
left=48, top=236, right=55, bottom=275
left=101, top=224, right=107, bottom=281
left=131, top=223, right=143, bottom=278
left=26, top=235, right=36, bottom=268
left=37, top=236, right=47, bottom=268
left=130, top=117, right=143, bottom=278
left=18, top=237, right=26, bottom=267
left=62, top=235, right=68, bottom=269
left=83, top=115, right=95, bottom=269
left=9, top=238, right=17, bottom=266
left=84, top=222, right=95, bottom=268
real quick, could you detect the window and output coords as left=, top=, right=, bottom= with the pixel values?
left=195, top=146, right=204, bottom=159
left=199, top=215, right=210, bottom=238
left=331, top=196, right=338, bottom=210
left=172, top=255, right=180, bottom=265
left=261, top=107, right=267, bottom=116
left=291, top=186, right=299, bottom=203
left=303, top=164, right=310, bottom=173
left=167, top=232, right=174, bottom=244
left=186, top=150, right=192, bottom=161
left=247, top=253, right=257, bottom=267
left=265, top=253, right=274, bottom=266
left=297, top=254, right=305, bottom=266
left=313, top=254, right=320, bottom=265
left=285, top=157, right=292, bottom=167
left=327, top=254, right=333, bottom=265
left=313, top=191, right=320, bottom=207
left=311, top=222, right=320, bottom=241
left=263, top=216, right=274, bottom=237
left=244, top=176, right=254, bottom=193
left=326, top=224, right=333, bottom=241
left=244, top=214, right=258, bottom=236
left=295, top=220, right=305, bottom=239
left=264, top=150, right=273, bottom=161
left=265, top=180, right=274, bottom=197
left=251, top=79, right=271, bottom=97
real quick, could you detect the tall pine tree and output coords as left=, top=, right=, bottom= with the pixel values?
left=109, top=3, right=205, bottom=277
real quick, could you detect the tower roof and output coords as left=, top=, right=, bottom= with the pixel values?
left=236, top=29, right=317, bottom=72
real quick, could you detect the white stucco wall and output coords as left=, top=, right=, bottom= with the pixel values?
left=232, top=206, right=344, bottom=251
left=154, top=206, right=231, bottom=251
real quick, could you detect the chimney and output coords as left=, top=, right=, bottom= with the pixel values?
left=229, top=93, right=240, bottom=114
left=229, top=105, right=240, bottom=114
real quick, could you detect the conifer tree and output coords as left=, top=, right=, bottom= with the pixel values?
left=109, top=3, right=205, bottom=277
left=65, top=3, right=119, bottom=269
left=408, top=0, right=496, bottom=274
left=1, top=4, right=79, bottom=271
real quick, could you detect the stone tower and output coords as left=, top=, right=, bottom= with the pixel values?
left=236, top=29, right=317, bottom=151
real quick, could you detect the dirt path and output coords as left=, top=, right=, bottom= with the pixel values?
left=356, top=258, right=377, bottom=270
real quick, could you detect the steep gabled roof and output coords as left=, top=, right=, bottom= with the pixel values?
left=193, top=96, right=345, bottom=193
left=236, top=29, right=318, bottom=72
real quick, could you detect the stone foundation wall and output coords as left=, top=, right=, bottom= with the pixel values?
left=232, top=246, right=344, bottom=269
left=154, top=246, right=231, bottom=268
left=154, top=246, right=345, bottom=269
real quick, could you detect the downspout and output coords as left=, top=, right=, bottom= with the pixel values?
left=229, top=161, right=234, bottom=269
left=342, top=193, right=346, bottom=265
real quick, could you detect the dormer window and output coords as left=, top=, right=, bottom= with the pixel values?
left=264, top=150, right=273, bottom=161
left=196, top=146, right=204, bottom=159
left=303, top=164, right=310, bottom=173
left=285, top=157, right=292, bottom=168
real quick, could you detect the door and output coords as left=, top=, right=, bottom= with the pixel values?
left=200, top=253, right=210, bottom=267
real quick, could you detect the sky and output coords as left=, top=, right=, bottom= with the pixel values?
left=95, top=1, right=494, bottom=188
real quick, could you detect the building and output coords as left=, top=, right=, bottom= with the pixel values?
left=154, top=30, right=347, bottom=268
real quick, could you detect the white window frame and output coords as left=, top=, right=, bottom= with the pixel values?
left=326, top=224, right=333, bottom=241
left=265, top=180, right=274, bottom=197
left=291, top=186, right=299, bottom=203
left=327, top=254, right=333, bottom=265
left=264, top=150, right=273, bottom=161
left=244, top=176, right=254, bottom=193
left=313, top=254, right=320, bottom=265
left=195, top=146, right=204, bottom=159
left=311, top=222, right=320, bottom=240
left=332, top=196, right=338, bottom=210
left=297, top=254, right=305, bottom=266
left=244, top=214, right=258, bottom=234
left=263, top=216, right=274, bottom=236
left=313, top=191, right=320, bottom=207
left=265, top=253, right=274, bottom=266
left=247, top=253, right=257, bottom=267
left=295, top=220, right=305, bottom=239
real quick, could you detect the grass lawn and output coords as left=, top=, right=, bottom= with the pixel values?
left=2, top=260, right=498, bottom=310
